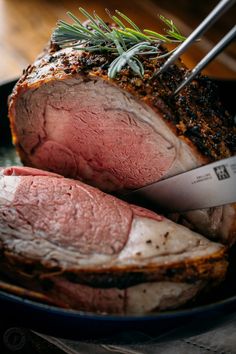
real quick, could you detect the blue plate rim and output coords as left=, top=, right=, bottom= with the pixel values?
left=1, top=289, right=236, bottom=322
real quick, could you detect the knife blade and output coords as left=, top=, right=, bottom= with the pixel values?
left=125, top=156, right=236, bottom=212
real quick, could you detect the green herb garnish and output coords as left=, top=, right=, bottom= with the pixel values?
left=52, top=8, right=186, bottom=78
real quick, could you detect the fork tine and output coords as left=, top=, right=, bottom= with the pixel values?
left=174, top=25, right=236, bottom=95
left=155, top=0, right=236, bottom=76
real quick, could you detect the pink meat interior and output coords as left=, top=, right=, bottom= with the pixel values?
left=14, top=77, right=176, bottom=191
left=11, top=175, right=132, bottom=255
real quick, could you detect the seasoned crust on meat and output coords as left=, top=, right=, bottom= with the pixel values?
left=9, top=42, right=235, bottom=161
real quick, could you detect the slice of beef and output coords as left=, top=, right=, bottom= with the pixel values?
left=0, top=166, right=227, bottom=314
left=8, top=45, right=236, bottom=244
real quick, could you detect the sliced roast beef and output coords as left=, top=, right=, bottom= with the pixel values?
left=8, top=44, right=236, bottom=244
left=0, top=166, right=227, bottom=314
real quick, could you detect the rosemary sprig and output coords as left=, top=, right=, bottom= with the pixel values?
left=52, top=8, right=186, bottom=78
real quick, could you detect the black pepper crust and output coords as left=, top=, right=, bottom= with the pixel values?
left=79, top=51, right=235, bottom=160
left=11, top=42, right=235, bottom=161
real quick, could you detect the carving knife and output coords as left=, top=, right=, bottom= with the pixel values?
left=125, top=156, right=236, bottom=212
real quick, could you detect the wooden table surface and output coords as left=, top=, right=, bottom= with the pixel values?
left=0, top=0, right=236, bottom=83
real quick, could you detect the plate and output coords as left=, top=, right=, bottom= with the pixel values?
left=0, top=79, right=236, bottom=339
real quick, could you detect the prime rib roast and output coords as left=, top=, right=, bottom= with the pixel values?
left=0, top=167, right=227, bottom=314
left=2, top=16, right=235, bottom=313
left=8, top=42, right=236, bottom=245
